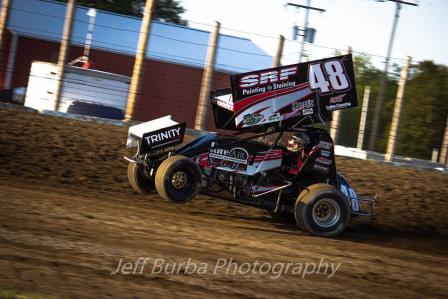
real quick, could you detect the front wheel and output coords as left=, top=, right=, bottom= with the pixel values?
left=295, top=183, right=351, bottom=237
left=155, top=155, right=202, bottom=203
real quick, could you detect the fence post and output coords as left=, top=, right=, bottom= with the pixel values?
left=195, top=21, right=220, bottom=131
left=357, top=86, right=370, bottom=150
left=329, top=110, right=341, bottom=143
left=125, top=0, right=154, bottom=121
left=272, top=35, right=284, bottom=67
left=439, top=116, right=448, bottom=164
left=431, top=149, right=439, bottom=163
left=385, top=56, right=411, bottom=162
left=54, top=0, right=76, bottom=111
left=0, top=0, right=11, bottom=62
left=3, top=32, right=17, bottom=89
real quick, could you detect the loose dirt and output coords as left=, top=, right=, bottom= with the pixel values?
left=0, top=108, right=447, bottom=298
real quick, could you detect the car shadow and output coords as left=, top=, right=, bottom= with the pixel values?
left=225, top=213, right=448, bottom=254
left=188, top=207, right=448, bottom=254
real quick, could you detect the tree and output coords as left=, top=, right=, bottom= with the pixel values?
left=396, top=61, right=448, bottom=159
left=337, top=54, right=398, bottom=151
left=336, top=55, right=448, bottom=160
left=144, top=0, right=187, bottom=25
left=54, top=0, right=188, bottom=25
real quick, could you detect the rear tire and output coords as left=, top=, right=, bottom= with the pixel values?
left=295, top=183, right=351, bottom=237
left=155, top=155, right=202, bottom=203
left=127, top=162, right=156, bottom=194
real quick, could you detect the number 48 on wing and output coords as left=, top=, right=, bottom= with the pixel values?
left=308, top=60, right=350, bottom=94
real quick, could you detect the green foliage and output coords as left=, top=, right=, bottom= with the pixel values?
left=338, top=54, right=398, bottom=151
left=397, top=61, right=448, bottom=159
left=54, top=0, right=188, bottom=25
left=151, top=0, right=187, bottom=25
left=337, top=56, right=448, bottom=160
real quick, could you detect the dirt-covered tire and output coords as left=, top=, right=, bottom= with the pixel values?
left=295, top=183, right=351, bottom=237
left=155, top=155, right=202, bottom=203
left=127, top=162, right=156, bottom=194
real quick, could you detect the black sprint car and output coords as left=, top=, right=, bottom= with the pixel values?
left=125, top=54, right=375, bottom=237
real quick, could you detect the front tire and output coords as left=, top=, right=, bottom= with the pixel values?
left=155, top=155, right=202, bottom=203
left=295, top=183, right=351, bottom=237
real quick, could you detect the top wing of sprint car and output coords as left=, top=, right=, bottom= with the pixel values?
left=211, top=54, right=358, bottom=130
left=125, top=54, right=376, bottom=237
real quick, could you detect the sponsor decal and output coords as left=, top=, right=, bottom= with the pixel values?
left=141, top=122, right=186, bottom=153
left=266, top=112, right=281, bottom=122
left=240, top=82, right=297, bottom=96
left=239, top=66, right=298, bottom=88
left=230, top=55, right=358, bottom=116
left=313, top=163, right=329, bottom=173
left=329, top=93, right=346, bottom=104
left=315, top=156, right=333, bottom=165
left=326, top=102, right=352, bottom=111
left=271, top=81, right=296, bottom=90
left=302, top=108, right=313, bottom=115
left=292, top=99, right=314, bottom=112
left=339, top=177, right=360, bottom=212
left=237, top=66, right=298, bottom=97
left=320, top=150, right=331, bottom=157
left=242, top=86, right=266, bottom=96
left=242, top=113, right=263, bottom=125
left=318, top=141, right=333, bottom=150
left=209, top=147, right=249, bottom=165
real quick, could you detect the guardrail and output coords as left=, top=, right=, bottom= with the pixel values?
left=335, top=145, right=447, bottom=173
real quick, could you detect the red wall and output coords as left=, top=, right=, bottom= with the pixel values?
left=134, top=59, right=230, bottom=129
left=7, top=36, right=233, bottom=130
left=11, top=37, right=60, bottom=88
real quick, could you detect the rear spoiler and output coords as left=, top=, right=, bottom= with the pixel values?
left=127, top=115, right=186, bottom=154
left=211, top=54, right=357, bottom=131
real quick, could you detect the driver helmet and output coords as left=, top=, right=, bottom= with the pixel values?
left=287, top=132, right=310, bottom=153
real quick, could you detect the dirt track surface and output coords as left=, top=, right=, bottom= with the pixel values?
left=1, top=108, right=448, bottom=298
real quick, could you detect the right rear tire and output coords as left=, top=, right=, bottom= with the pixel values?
left=295, top=183, right=351, bottom=237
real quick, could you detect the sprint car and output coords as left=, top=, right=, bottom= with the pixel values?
left=125, top=54, right=375, bottom=237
